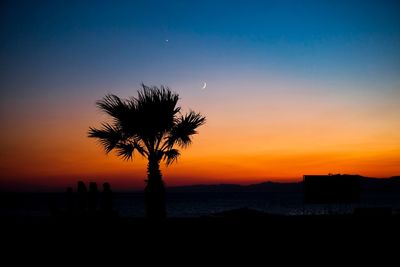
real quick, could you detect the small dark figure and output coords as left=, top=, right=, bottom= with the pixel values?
left=88, top=182, right=98, bottom=214
left=66, top=187, right=74, bottom=215
left=101, top=182, right=113, bottom=216
left=77, top=181, right=88, bottom=215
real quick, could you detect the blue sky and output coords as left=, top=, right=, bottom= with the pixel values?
left=1, top=0, right=400, bottom=98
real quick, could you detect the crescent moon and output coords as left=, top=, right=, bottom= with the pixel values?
left=202, top=82, right=207, bottom=89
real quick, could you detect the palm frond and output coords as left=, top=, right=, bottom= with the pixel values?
left=89, top=85, right=206, bottom=168
left=162, top=149, right=181, bottom=166
left=88, top=123, right=123, bottom=153
left=134, top=84, right=181, bottom=138
left=115, top=143, right=135, bottom=160
left=132, top=141, right=148, bottom=157
left=166, top=110, right=206, bottom=148
left=96, top=94, right=130, bottom=122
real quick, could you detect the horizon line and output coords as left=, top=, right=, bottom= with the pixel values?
left=1, top=174, right=399, bottom=193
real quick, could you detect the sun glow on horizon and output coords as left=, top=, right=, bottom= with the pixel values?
left=1, top=79, right=399, bottom=191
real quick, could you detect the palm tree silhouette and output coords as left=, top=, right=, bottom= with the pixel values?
left=88, top=84, right=206, bottom=219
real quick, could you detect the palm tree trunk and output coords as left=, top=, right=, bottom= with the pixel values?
left=144, top=156, right=166, bottom=219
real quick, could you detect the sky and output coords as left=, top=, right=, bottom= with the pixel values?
left=1, top=0, right=400, bottom=191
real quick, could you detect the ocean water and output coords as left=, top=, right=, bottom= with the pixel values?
left=1, top=192, right=400, bottom=218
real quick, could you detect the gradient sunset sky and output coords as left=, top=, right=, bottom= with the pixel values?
left=1, top=0, right=400, bottom=191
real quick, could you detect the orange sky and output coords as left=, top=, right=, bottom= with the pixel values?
left=1, top=78, right=399, bottom=191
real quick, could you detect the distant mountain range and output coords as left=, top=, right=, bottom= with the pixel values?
left=168, top=176, right=400, bottom=193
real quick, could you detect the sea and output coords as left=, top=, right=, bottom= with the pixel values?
left=1, top=192, right=400, bottom=218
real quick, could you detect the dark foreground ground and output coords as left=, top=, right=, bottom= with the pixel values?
left=2, top=213, right=399, bottom=263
